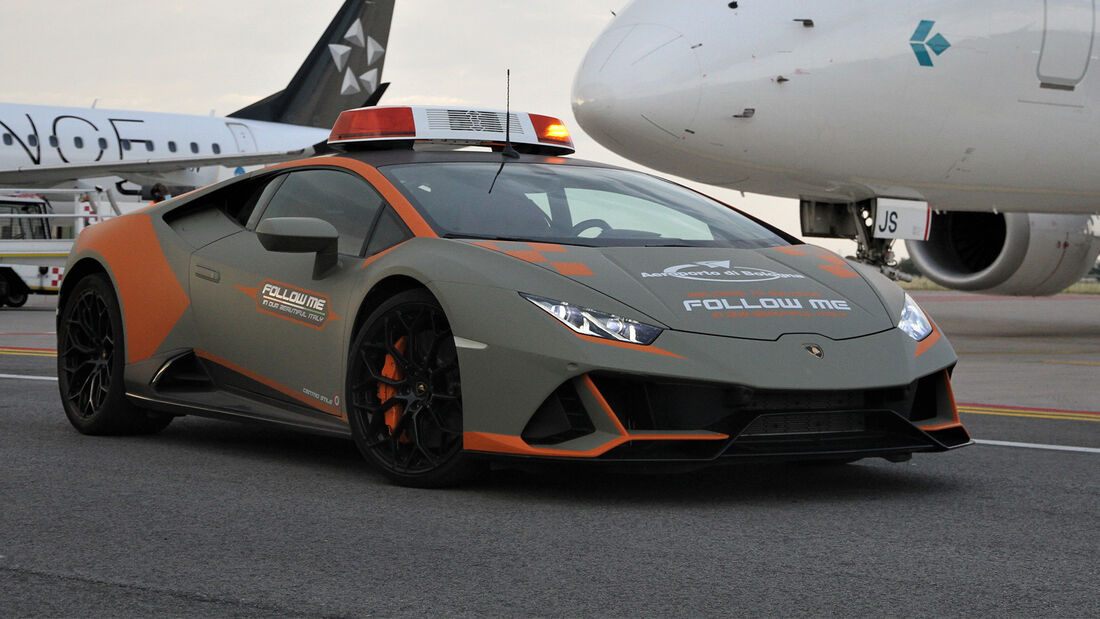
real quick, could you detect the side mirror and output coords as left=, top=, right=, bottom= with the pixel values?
left=256, top=217, right=339, bottom=279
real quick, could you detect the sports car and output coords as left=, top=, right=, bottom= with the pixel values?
left=57, top=106, right=970, bottom=486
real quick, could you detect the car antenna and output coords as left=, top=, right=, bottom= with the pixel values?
left=489, top=69, right=519, bottom=194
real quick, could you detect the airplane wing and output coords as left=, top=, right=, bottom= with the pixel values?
left=0, top=147, right=316, bottom=186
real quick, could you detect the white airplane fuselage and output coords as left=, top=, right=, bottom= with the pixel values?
left=0, top=103, right=328, bottom=187
left=573, top=0, right=1100, bottom=215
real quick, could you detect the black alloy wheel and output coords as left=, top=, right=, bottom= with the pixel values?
left=347, top=288, right=473, bottom=487
left=57, top=274, right=172, bottom=435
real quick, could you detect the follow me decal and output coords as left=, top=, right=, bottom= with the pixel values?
left=235, top=280, right=341, bottom=330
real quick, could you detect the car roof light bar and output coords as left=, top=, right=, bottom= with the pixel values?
left=327, top=105, right=575, bottom=155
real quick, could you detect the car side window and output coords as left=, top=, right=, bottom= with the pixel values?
left=258, top=169, right=384, bottom=256
left=364, top=207, right=412, bottom=255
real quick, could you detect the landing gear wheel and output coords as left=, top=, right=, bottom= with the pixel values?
left=347, top=289, right=474, bottom=487
left=57, top=274, right=172, bottom=435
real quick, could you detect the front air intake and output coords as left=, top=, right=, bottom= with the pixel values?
left=521, top=381, right=595, bottom=445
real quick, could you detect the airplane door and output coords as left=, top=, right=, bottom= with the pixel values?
left=225, top=122, right=258, bottom=153
left=1038, top=0, right=1095, bottom=90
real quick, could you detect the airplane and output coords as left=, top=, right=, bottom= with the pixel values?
left=572, top=0, right=1100, bottom=295
left=0, top=0, right=394, bottom=198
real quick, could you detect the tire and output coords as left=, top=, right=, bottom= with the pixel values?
left=346, top=288, right=475, bottom=487
left=57, top=274, right=173, bottom=435
left=5, top=289, right=28, bottom=308
left=0, top=272, right=21, bottom=307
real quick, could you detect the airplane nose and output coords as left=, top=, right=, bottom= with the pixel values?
left=572, top=24, right=702, bottom=146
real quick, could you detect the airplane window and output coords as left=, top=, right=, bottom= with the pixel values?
left=98, top=138, right=108, bottom=149
left=168, top=141, right=177, bottom=153
left=74, top=137, right=84, bottom=149
left=190, top=142, right=199, bottom=154
left=27, top=135, right=37, bottom=147
left=48, top=135, right=58, bottom=148
left=212, top=143, right=221, bottom=154
left=121, top=139, right=131, bottom=151
left=145, top=141, right=155, bottom=152
left=2, top=134, right=11, bottom=146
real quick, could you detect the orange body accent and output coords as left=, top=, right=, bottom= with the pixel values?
left=266, top=157, right=437, bottom=238
left=771, top=245, right=809, bottom=256
left=551, top=262, right=594, bottom=276
left=359, top=241, right=405, bottom=270
left=505, top=250, right=548, bottom=263
left=818, top=264, right=861, bottom=278
left=573, top=333, right=684, bottom=359
left=527, top=242, right=568, bottom=253
left=462, top=375, right=726, bottom=458
left=913, top=324, right=942, bottom=358
left=194, top=349, right=345, bottom=420
left=471, top=240, right=595, bottom=275
left=918, top=369, right=963, bottom=431
left=810, top=249, right=860, bottom=278
left=378, top=337, right=408, bottom=439
left=72, top=214, right=190, bottom=363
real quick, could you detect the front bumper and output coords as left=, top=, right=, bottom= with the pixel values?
left=437, top=281, right=966, bottom=463
left=463, top=370, right=970, bottom=463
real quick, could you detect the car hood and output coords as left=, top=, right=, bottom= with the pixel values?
left=467, top=241, right=895, bottom=340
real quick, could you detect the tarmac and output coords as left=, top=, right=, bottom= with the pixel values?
left=0, top=291, right=1096, bottom=616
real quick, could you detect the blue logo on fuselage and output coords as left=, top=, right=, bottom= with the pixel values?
left=911, top=20, right=951, bottom=67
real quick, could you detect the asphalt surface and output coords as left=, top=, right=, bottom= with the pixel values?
left=1, top=292, right=1097, bottom=617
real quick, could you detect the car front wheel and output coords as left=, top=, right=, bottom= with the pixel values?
left=347, top=289, right=473, bottom=487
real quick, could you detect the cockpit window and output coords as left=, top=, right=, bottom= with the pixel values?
left=380, top=162, right=792, bottom=248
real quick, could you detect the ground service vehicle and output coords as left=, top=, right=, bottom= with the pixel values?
left=1, top=195, right=61, bottom=306
left=56, top=106, right=970, bottom=486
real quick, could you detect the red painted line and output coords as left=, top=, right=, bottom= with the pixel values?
left=0, top=345, right=57, bottom=352
left=958, top=402, right=1100, bottom=416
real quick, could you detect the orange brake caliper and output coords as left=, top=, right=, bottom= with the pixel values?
left=378, top=336, right=409, bottom=441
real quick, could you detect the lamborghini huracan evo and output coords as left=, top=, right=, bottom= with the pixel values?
left=57, top=106, right=970, bottom=486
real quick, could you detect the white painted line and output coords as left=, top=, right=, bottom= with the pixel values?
left=975, top=438, right=1100, bottom=454
left=0, top=373, right=57, bottom=382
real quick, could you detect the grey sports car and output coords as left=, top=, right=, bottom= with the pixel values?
left=57, top=106, right=970, bottom=486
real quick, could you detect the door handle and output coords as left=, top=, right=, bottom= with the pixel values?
left=194, top=265, right=220, bottom=283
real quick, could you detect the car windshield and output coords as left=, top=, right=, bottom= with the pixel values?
left=379, top=162, right=792, bottom=248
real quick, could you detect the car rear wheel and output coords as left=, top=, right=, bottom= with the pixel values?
left=347, top=289, right=474, bottom=487
left=57, top=274, right=173, bottom=435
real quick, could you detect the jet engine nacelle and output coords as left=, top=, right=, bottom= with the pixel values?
left=906, top=212, right=1100, bottom=296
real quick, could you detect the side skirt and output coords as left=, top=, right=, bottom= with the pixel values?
left=128, top=392, right=352, bottom=439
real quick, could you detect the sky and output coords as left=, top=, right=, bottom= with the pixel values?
left=0, top=0, right=853, bottom=254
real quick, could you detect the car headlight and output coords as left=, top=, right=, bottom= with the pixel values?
left=521, top=293, right=663, bottom=345
left=898, top=293, right=933, bottom=342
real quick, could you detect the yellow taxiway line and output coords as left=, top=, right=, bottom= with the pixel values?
left=958, top=404, right=1099, bottom=423
left=0, top=346, right=56, bottom=358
